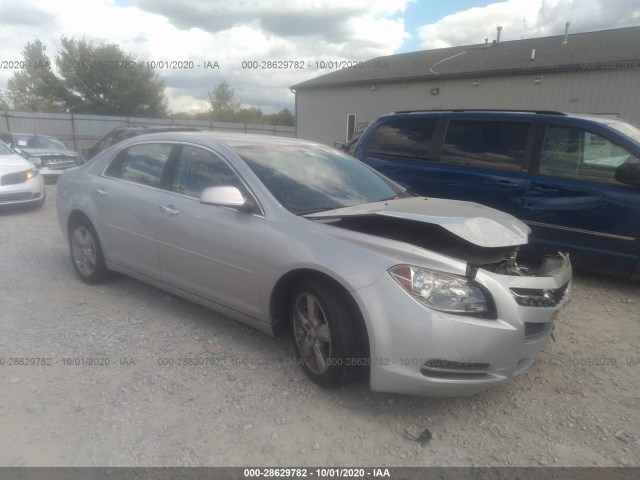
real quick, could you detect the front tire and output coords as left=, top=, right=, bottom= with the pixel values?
left=69, top=221, right=110, bottom=284
left=290, top=278, right=365, bottom=388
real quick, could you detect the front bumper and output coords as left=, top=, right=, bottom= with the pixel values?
left=0, top=175, right=45, bottom=206
left=353, top=256, right=572, bottom=397
left=38, top=165, right=77, bottom=177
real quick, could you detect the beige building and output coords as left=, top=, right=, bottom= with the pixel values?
left=291, top=26, right=640, bottom=146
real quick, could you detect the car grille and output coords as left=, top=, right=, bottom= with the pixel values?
left=40, top=155, right=77, bottom=169
left=0, top=192, right=34, bottom=202
left=510, top=281, right=570, bottom=307
left=1, top=171, right=28, bottom=186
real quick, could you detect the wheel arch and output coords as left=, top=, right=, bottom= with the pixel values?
left=269, top=268, right=370, bottom=359
left=67, top=209, right=95, bottom=238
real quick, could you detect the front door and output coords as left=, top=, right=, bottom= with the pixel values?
left=155, top=144, right=266, bottom=318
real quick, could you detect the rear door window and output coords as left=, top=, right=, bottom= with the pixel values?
left=363, top=119, right=436, bottom=160
left=104, top=143, right=173, bottom=188
left=441, top=120, right=529, bottom=171
left=539, top=124, right=640, bottom=184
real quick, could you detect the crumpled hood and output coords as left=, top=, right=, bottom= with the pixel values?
left=305, top=197, right=530, bottom=248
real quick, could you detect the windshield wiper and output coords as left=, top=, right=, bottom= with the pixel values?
left=298, top=206, right=340, bottom=216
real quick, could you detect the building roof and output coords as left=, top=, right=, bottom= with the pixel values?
left=291, top=26, right=640, bottom=90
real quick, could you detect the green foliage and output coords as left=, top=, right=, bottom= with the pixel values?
left=6, top=40, right=64, bottom=112
left=208, top=81, right=241, bottom=122
left=204, top=81, right=295, bottom=126
left=0, top=90, right=10, bottom=110
left=265, top=108, right=295, bottom=126
left=6, top=37, right=167, bottom=117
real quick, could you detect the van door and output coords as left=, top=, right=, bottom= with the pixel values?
left=430, top=119, right=533, bottom=216
left=522, top=123, right=640, bottom=276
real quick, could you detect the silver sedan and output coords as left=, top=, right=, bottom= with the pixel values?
left=56, top=132, right=572, bottom=396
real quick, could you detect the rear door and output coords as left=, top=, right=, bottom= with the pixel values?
left=522, top=122, right=640, bottom=275
left=93, top=142, right=175, bottom=279
left=427, top=118, right=533, bottom=217
left=357, top=116, right=534, bottom=218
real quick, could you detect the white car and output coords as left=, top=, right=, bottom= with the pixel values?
left=0, top=141, right=45, bottom=207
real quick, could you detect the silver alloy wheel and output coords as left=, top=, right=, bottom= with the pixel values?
left=293, top=292, right=332, bottom=375
left=71, top=226, right=97, bottom=277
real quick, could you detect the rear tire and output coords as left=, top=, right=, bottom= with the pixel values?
left=290, top=277, right=366, bottom=388
left=69, top=220, right=110, bottom=284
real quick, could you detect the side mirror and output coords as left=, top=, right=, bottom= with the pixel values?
left=334, top=142, right=345, bottom=150
left=200, top=186, right=255, bottom=212
left=615, top=162, right=640, bottom=187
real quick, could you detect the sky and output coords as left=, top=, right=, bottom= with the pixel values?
left=0, top=0, right=639, bottom=114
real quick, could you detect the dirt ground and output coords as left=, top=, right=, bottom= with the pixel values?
left=1, top=185, right=639, bottom=467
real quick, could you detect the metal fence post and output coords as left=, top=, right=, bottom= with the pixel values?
left=70, top=113, right=78, bottom=151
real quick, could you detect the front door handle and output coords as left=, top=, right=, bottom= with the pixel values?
left=159, top=205, right=180, bottom=216
left=95, top=187, right=107, bottom=196
left=496, top=179, right=520, bottom=188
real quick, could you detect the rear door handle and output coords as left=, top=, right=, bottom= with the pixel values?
left=159, top=204, right=180, bottom=216
left=531, top=184, right=559, bottom=194
left=95, top=187, right=107, bottom=196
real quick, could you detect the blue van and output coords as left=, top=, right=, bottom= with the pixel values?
left=354, top=110, right=640, bottom=279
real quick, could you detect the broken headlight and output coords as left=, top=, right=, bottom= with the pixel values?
left=389, top=265, right=489, bottom=314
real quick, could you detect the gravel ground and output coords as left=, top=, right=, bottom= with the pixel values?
left=1, top=185, right=639, bottom=467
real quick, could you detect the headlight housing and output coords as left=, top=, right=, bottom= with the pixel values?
left=26, top=167, right=39, bottom=180
left=389, top=265, right=491, bottom=315
left=29, top=156, right=42, bottom=166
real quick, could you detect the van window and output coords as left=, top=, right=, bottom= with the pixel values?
left=363, top=119, right=436, bottom=160
left=539, top=125, right=640, bottom=184
left=441, top=121, right=529, bottom=171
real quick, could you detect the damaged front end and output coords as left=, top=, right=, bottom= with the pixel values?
left=307, top=197, right=572, bottom=395
left=313, top=211, right=567, bottom=279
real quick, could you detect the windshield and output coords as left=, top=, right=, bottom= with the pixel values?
left=608, top=121, right=640, bottom=144
left=0, top=142, right=14, bottom=155
left=237, top=144, right=407, bottom=215
left=14, top=135, right=67, bottom=150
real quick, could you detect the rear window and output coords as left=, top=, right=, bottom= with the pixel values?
left=363, top=119, right=436, bottom=160
left=441, top=120, right=529, bottom=171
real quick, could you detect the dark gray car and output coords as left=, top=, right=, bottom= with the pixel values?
left=0, top=133, right=78, bottom=178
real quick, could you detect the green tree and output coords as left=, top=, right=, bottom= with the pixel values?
left=236, top=107, right=264, bottom=124
left=265, top=108, right=295, bottom=126
left=6, top=37, right=167, bottom=116
left=55, top=37, right=167, bottom=116
left=0, top=90, right=10, bottom=110
left=208, top=81, right=241, bottom=122
left=6, top=40, right=64, bottom=112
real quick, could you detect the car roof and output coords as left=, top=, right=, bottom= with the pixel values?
left=111, top=125, right=199, bottom=132
left=376, top=109, right=627, bottom=124
left=128, top=131, right=317, bottom=148
left=8, top=133, right=59, bottom=138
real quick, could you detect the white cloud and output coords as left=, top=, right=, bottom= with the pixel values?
left=0, top=0, right=411, bottom=113
left=2, top=0, right=637, bottom=114
left=417, top=0, right=640, bottom=49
